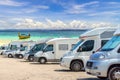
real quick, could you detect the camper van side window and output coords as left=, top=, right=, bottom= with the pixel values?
left=44, top=45, right=53, bottom=52
left=10, top=45, right=17, bottom=50
left=59, top=44, right=68, bottom=50
left=101, top=40, right=109, bottom=47
left=77, top=40, right=94, bottom=52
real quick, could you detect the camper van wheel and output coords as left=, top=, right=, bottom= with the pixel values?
left=8, top=54, right=13, bottom=58
left=1, top=52, right=3, bottom=55
left=70, top=61, right=83, bottom=71
left=39, top=58, right=46, bottom=64
left=108, top=67, right=120, bottom=80
left=19, top=54, right=23, bottom=59
left=28, top=56, right=34, bottom=62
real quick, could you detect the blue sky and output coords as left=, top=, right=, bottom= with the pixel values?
left=0, top=0, right=120, bottom=29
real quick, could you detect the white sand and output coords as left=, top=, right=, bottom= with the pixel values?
left=0, top=56, right=98, bottom=80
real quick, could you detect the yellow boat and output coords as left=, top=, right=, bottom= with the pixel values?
left=18, top=32, right=30, bottom=39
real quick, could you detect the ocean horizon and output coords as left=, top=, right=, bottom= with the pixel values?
left=0, top=29, right=87, bottom=41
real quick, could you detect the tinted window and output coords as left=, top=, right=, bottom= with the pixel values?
left=31, top=43, right=45, bottom=52
left=20, top=46, right=26, bottom=51
left=44, top=45, right=53, bottom=52
left=118, top=48, right=120, bottom=53
left=71, top=40, right=84, bottom=51
left=101, top=40, right=109, bottom=47
left=59, top=44, right=68, bottom=50
left=10, top=45, right=17, bottom=50
left=72, top=44, right=75, bottom=48
left=77, top=40, right=94, bottom=52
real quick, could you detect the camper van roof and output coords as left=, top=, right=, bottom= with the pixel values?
left=114, top=28, right=120, bottom=35
left=10, top=40, right=35, bottom=45
left=36, top=38, right=53, bottom=44
left=80, top=27, right=117, bottom=38
left=46, top=38, right=77, bottom=44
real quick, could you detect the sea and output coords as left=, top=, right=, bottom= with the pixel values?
left=0, top=29, right=87, bottom=41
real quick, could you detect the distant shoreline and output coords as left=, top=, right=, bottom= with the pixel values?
left=0, top=29, right=88, bottom=32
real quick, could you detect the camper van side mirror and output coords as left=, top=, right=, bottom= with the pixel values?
left=92, top=51, right=95, bottom=54
left=52, top=51, right=54, bottom=54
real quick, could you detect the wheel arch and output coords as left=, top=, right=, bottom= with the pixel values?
left=70, top=59, right=84, bottom=68
left=107, top=64, right=120, bottom=76
left=39, top=57, right=47, bottom=62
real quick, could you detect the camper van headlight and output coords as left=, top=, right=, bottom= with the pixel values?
left=99, top=54, right=105, bottom=59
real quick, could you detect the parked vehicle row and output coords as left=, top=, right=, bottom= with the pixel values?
left=0, top=27, right=119, bottom=80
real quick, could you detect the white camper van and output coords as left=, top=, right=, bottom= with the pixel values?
left=34, top=38, right=79, bottom=64
left=0, top=45, right=8, bottom=55
left=15, top=41, right=36, bottom=59
left=24, top=38, right=52, bottom=62
left=4, top=41, right=35, bottom=58
left=60, top=27, right=116, bottom=71
left=86, top=28, right=120, bottom=80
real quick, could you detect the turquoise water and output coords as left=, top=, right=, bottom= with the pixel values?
left=0, top=30, right=86, bottom=41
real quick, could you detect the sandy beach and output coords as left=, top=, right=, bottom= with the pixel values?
left=0, top=55, right=99, bottom=80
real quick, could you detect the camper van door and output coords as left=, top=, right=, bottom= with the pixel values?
left=76, top=39, right=96, bottom=64
left=43, top=44, right=55, bottom=61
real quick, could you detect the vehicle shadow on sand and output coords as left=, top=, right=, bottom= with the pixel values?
left=77, top=78, right=101, bottom=80
left=19, top=60, right=30, bottom=62
left=77, top=78, right=107, bottom=80
left=29, top=62, right=59, bottom=65
left=54, top=69, right=84, bottom=72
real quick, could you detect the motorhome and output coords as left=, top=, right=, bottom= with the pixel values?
left=86, top=28, right=120, bottom=80
left=15, top=41, right=35, bottom=59
left=4, top=41, right=35, bottom=58
left=60, top=27, right=116, bottom=71
left=0, top=45, right=8, bottom=55
left=24, top=38, right=51, bottom=62
left=34, top=38, right=79, bottom=64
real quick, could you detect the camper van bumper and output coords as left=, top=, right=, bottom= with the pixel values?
left=60, top=57, right=72, bottom=68
left=24, top=54, right=29, bottom=60
left=34, top=57, right=39, bottom=62
left=86, top=60, right=108, bottom=77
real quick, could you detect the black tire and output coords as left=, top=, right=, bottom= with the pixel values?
left=18, top=54, right=23, bottom=59
left=39, top=58, right=46, bottom=64
left=8, top=54, right=13, bottom=58
left=28, top=56, right=34, bottom=62
left=1, top=52, right=3, bottom=55
left=108, top=67, right=120, bottom=80
left=70, top=61, right=83, bottom=71
left=97, top=76, right=107, bottom=80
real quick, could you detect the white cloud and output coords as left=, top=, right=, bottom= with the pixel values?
left=59, top=1, right=99, bottom=14
left=0, top=0, right=27, bottom=6
left=32, top=5, right=49, bottom=9
left=12, top=18, right=117, bottom=29
left=4, top=5, right=49, bottom=14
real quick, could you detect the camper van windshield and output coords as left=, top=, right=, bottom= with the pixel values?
left=70, top=40, right=84, bottom=51
left=31, top=43, right=46, bottom=52
left=20, top=46, right=27, bottom=51
left=101, top=36, right=120, bottom=51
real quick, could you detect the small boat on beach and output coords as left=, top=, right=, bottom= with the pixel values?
left=18, top=32, right=30, bottom=39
